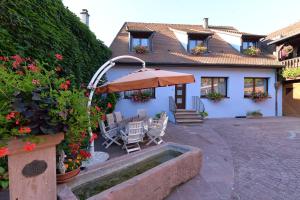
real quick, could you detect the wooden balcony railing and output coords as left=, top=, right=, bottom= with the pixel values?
left=281, top=57, right=300, bottom=68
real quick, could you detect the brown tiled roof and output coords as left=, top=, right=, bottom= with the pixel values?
left=266, top=21, right=300, bottom=41
left=110, top=22, right=282, bottom=67
left=210, top=27, right=266, bottom=37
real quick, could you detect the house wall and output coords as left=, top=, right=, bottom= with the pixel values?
left=106, top=66, right=282, bottom=121
left=216, top=32, right=241, bottom=52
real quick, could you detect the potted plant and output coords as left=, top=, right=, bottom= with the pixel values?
left=131, top=91, right=152, bottom=102
left=243, top=46, right=261, bottom=56
left=250, top=91, right=269, bottom=102
left=199, top=111, right=208, bottom=119
left=282, top=67, right=300, bottom=80
left=191, top=44, right=207, bottom=55
left=133, top=45, right=148, bottom=54
left=246, top=110, right=263, bottom=119
left=0, top=54, right=101, bottom=198
left=206, top=92, right=224, bottom=102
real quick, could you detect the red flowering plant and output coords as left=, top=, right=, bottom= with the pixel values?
left=0, top=54, right=103, bottom=182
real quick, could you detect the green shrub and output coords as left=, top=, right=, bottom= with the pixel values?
left=0, top=0, right=111, bottom=84
left=243, top=46, right=261, bottom=56
left=282, top=67, right=300, bottom=79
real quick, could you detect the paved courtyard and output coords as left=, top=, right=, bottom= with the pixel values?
left=97, top=117, right=300, bottom=200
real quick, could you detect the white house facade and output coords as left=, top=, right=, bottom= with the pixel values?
left=108, top=19, right=283, bottom=123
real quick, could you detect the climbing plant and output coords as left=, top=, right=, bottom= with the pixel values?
left=0, top=0, right=111, bottom=84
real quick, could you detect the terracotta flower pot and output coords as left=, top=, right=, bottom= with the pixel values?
left=57, top=167, right=80, bottom=184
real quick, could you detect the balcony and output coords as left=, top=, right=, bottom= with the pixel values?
left=281, top=57, right=300, bottom=68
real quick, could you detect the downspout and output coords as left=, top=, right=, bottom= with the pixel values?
left=274, top=68, right=281, bottom=116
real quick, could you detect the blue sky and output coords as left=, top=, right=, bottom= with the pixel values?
left=63, top=0, right=300, bottom=46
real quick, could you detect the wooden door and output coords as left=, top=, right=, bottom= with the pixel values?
left=283, top=82, right=300, bottom=116
left=175, top=84, right=186, bottom=109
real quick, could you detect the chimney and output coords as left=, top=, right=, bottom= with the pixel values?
left=80, top=9, right=90, bottom=27
left=203, top=18, right=208, bottom=29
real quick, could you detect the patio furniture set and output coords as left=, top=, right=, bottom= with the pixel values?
left=99, top=109, right=168, bottom=153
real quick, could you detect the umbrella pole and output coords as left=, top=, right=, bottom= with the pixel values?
left=86, top=55, right=146, bottom=166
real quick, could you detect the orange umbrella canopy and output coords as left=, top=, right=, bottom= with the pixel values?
left=96, top=68, right=195, bottom=93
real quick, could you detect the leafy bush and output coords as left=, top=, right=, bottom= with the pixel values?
left=206, top=92, right=224, bottom=102
left=199, top=111, right=208, bottom=118
left=0, top=0, right=111, bottom=84
left=243, top=46, right=261, bottom=56
left=282, top=67, right=300, bottom=79
left=246, top=110, right=263, bottom=117
left=191, top=44, right=207, bottom=55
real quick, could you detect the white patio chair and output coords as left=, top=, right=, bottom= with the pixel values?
left=120, top=121, right=144, bottom=154
left=106, top=113, right=117, bottom=129
left=151, top=112, right=167, bottom=127
left=99, top=120, right=121, bottom=148
left=114, top=111, right=123, bottom=123
left=137, top=109, right=147, bottom=119
left=147, top=116, right=168, bottom=145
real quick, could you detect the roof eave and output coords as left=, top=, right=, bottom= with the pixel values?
left=115, top=61, right=284, bottom=69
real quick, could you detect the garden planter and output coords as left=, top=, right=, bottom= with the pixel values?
left=246, top=115, right=262, bottom=119
left=57, top=168, right=81, bottom=184
left=7, top=133, right=64, bottom=200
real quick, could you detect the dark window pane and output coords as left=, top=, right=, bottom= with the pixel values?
left=213, top=78, right=226, bottom=96
left=255, top=78, right=267, bottom=93
left=244, top=78, right=253, bottom=96
left=201, top=78, right=212, bottom=96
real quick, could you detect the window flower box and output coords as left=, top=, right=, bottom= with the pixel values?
left=243, top=46, right=261, bottom=56
left=131, top=91, right=152, bottom=103
left=206, top=92, right=224, bottom=102
left=133, top=45, right=148, bottom=54
left=282, top=67, right=300, bottom=80
left=191, top=44, right=207, bottom=55
left=249, top=91, right=269, bottom=102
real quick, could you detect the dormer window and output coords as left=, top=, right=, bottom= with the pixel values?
left=128, top=31, right=154, bottom=52
left=187, top=33, right=212, bottom=54
left=241, top=35, right=265, bottom=52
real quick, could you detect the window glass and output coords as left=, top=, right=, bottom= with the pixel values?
left=255, top=78, right=267, bottom=93
left=213, top=78, right=226, bottom=95
left=244, top=78, right=253, bottom=96
left=132, top=38, right=140, bottom=48
left=201, top=78, right=212, bottom=96
left=141, top=38, right=148, bottom=46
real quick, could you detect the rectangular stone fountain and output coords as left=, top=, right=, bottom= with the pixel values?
left=57, top=142, right=202, bottom=200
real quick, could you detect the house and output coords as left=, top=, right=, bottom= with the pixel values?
left=263, top=21, right=300, bottom=116
left=107, top=18, right=283, bottom=122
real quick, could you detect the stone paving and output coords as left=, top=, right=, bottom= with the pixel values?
left=96, top=117, right=300, bottom=200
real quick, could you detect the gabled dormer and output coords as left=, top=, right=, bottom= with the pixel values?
left=126, top=25, right=154, bottom=53
left=170, top=27, right=213, bottom=55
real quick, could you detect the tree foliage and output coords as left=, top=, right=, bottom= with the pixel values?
left=0, top=0, right=111, bottom=84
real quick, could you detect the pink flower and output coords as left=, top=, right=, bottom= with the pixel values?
left=27, top=64, right=38, bottom=72
left=55, top=54, right=63, bottom=60
left=24, top=142, right=36, bottom=151
left=32, top=79, right=40, bottom=85
left=107, top=102, right=112, bottom=108
left=60, top=82, right=69, bottom=90
left=0, top=147, right=9, bottom=157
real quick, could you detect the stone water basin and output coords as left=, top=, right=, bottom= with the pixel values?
left=57, top=142, right=202, bottom=200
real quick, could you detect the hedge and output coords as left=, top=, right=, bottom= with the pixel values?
left=0, top=0, right=111, bottom=84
